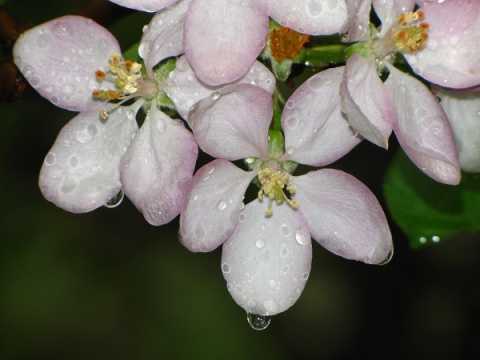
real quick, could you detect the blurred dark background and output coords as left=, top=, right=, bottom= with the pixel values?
left=1, top=1, right=480, bottom=359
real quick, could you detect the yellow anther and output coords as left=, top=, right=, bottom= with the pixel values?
left=391, top=10, right=429, bottom=53
left=257, top=166, right=298, bottom=215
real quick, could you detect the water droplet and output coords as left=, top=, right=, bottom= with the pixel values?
left=286, top=116, right=298, bottom=128
left=432, top=235, right=441, bottom=243
left=68, top=155, right=79, bottom=168
left=142, top=24, right=150, bottom=33
left=105, top=190, right=124, bottom=208
left=377, top=248, right=394, bottom=265
left=255, top=238, right=265, bottom=249
left=216, top=199, right=227, bottom=210
left=239, top=212, right=246, bottom=222
left=280, top=223, right=291, bottom=237
left=221, top=263, right=231, bottom=273
left=295, top=230, right=309, bottom=245
left=285, top=100, right=295, bottom=109
left=212, top=92, right=220, bottom=100
left=44, top=152, right=56, bottom=165
left=30, top=76, right=40, bottom=87
left=247, top=313, right=271, bottom=331
left=54, top=21, right=74, bottom=36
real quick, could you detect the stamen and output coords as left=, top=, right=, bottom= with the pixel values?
left=269, top=27, right=309, bottom=61
left=257, top=167, right=297, bottom=216
left=92, top=53, right=144, bottom=112
left=392, top=10, right=429, bottom=52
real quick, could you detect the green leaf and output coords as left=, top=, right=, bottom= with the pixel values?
left=384, top=150, right=480, bottom=248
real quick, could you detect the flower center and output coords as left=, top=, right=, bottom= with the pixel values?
left=92, top=53, right=156, bottom=119
left=269, top=27, right=310, bottom=61
left=372, top=10, right=429, bottom=60
left=257, top=165, right=298, bottom=217
left=391, top=11, right=429, bottom=52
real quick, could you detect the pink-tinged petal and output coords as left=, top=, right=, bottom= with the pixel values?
left=436, top=88, right=480, bottom=173
left=189, top=84, right=272, bottom=160
left=109, top=0, right=176, bottom=12
left=120, top=102, right=198, bottom=226
left=139, top=0, right=189, bottom=77
left=164, top=56, right=275, bottom=121
left=373, top=0, right=415, bottom=37
left=341, top=55, right=394, bottom=149
left=222, top=201, right=312, bottom=316
left=179, top=159, right=256, bottom=252
left=184, top=0, right=268, bottom=85
left=343, top=0, right=371, bottom=42
left=267, top=0, right=347, bottom=35
left=39, top=101, right=140, bottom=213
left=280, top=67, right=361, bottom=166
left=293, top=169, right=393, bottom=264
left=386, top=65, right=461, bottom=185
left=405, top=0, right=480, bottom=88
left=13, top=16, right=120, bottom=112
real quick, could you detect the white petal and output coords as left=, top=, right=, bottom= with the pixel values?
left=109, top=0, right=177, bottom=12
left=436, top=88, right=480, bottom=173
left=341, top=55, right=394, bottom=149
left=164, top=57, right=275, bottom=121
left=13, top=16, right=121, bottom=111
left=343, top=0, right=371, bottom=42
left=386, top=65, right=461, bottom=185
left=373, top=0, right=415, bottom=38
left=189, top=84, right=272, bottom=160
left=281, top=67, right=361, bottom=166
left=139, top=0, right=189, bottom=77
left=184, top=0, right=268, bottom=85
left=405, top=0, right=480, bottom=88
left=293, top=169, right=393, bottom=264
left=120, top=102, right=198, bottom=226
left=267, top=0, right=347, bottom=35
left=222, top=201, right=312, bottom=316
left=179, top=159, right=256, bottom=252
left=39, top=102, right=140, bottom=212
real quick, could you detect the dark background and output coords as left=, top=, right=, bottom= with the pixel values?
left=1, top=1, right=479, bottom=359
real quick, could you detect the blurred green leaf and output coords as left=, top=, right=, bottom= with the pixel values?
left=384, top=150, right=480, bottom=248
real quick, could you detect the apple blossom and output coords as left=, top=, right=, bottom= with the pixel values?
left=179, top=68, right=393, bottom=317
left=340, top=0, right=461, bottom=185
left=110, top=0, right=347, bottom=85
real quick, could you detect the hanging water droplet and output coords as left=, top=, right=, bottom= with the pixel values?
left=247, top=313, right=271, bottom=331
left=105, top=190, right=124, bottom=208
left=377, top=248, right=394, bottom=265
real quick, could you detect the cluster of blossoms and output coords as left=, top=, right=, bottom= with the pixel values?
left=12, top=0, right=480, bottom=329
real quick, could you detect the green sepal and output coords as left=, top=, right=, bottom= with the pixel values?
left=153, top=58, right=176, bottom=83
left=384, top=150, right=480, bottom=249
left=155, top=91, right=175, bottom=111
left=344, top=42, right=371, bottom=59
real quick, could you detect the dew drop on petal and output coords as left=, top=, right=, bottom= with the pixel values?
left=247, top=313, right=271, bottom=331
left=221, top=263, right=231, bottom=273
left=295, top=229, right=309, bottom=245
left=216, top=199, right=227, bottom=211
left=44, top=152, right=56, bottom=165
left=105, top=190, right=124, bottom=208
left=255, top=238, right=265, bottom=249
left=280, top=223, right=291, bottom=237
left=377, top=248, right=394, bottom=265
